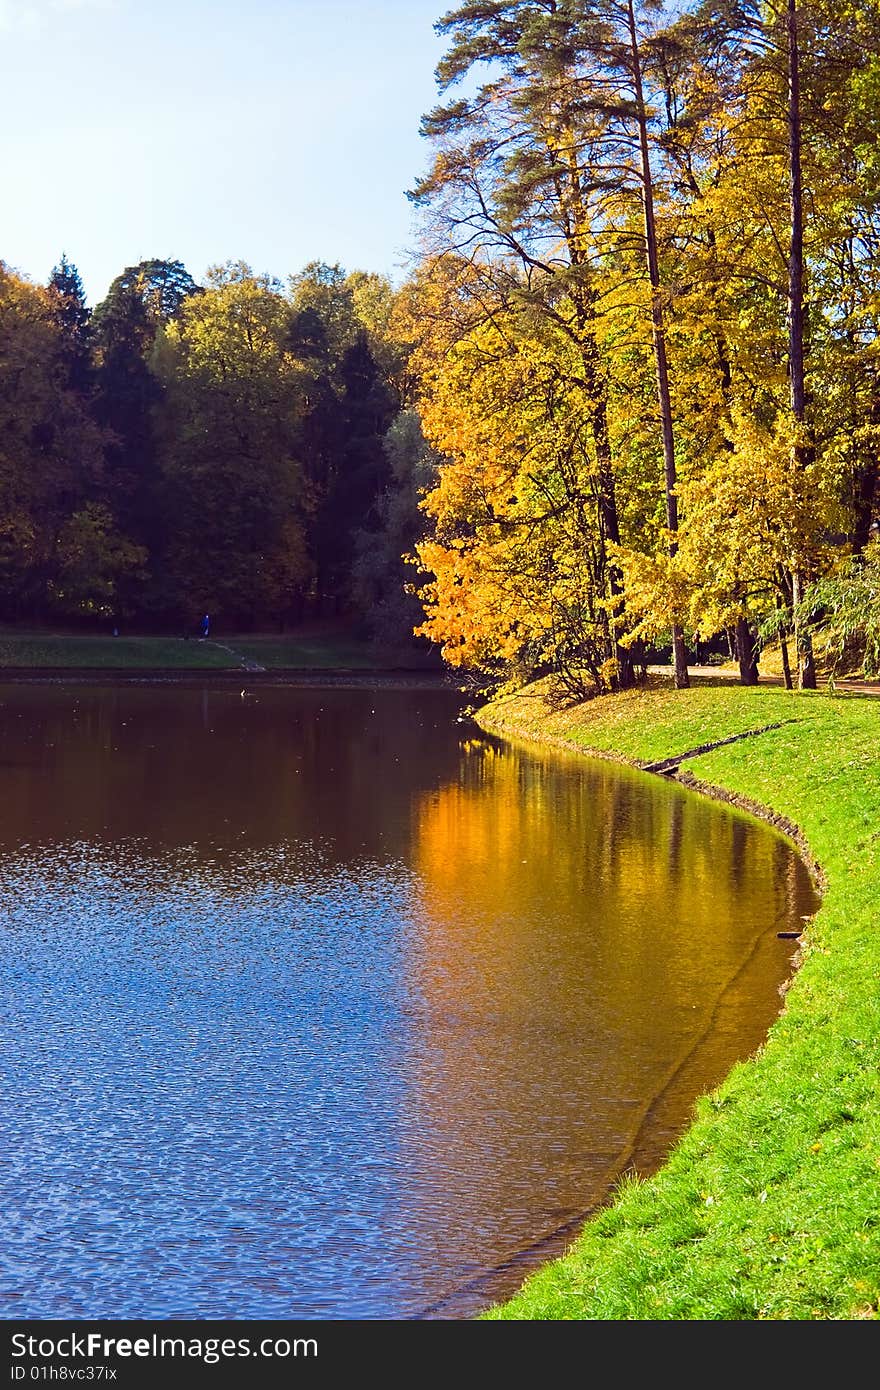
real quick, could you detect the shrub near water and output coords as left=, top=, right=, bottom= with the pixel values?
left=476, top=681, right=880, bottom=1320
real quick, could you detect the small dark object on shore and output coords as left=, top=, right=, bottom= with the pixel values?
left=777, top=930, right=802, bottom=939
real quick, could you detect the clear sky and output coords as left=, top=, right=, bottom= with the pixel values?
left=1, top=0, right=449, bottom=306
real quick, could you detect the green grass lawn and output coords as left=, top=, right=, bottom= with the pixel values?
left=477, top=678, right=880, bottom=1320
left=230, top=634, right=438, bottom=670
left=0, top=632, right=232, bottom=668
left=0, top=628, right=439, bottom=671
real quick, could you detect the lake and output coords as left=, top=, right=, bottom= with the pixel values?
left=0, top=682, right=817, bottom=1318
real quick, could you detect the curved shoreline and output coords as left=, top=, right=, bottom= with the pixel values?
left=471, top=703, right=822, bottom=1288
left=0, top=667, right=456, bottom=690
left=476, top=703, right=827, bottom=894
left=473, top=681, right=880, bottom=1320
left=673, top=768, right=826, bottom=896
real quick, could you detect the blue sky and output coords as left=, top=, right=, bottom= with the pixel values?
left=1, top=0, right=448, bottom=305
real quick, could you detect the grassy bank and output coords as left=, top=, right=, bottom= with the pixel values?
left=0, top=628, right=438, bottom=672
left=0, top=632, right=231, bottom=669
left=223, top=634, right=438, bottom=671
left=476, top=678, right=880, bottom=1320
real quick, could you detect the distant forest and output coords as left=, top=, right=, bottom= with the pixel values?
left=0, top=255, right=434, bottom=644
left=3, top=0, right=880, bottom=688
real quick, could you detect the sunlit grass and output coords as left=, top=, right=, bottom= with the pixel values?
left=477, top=679, right=880, bottom=1320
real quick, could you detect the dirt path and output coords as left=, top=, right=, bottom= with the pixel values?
left=202, top=639, right=265, bottom=672
left=651, top=664, right=880, bottom=697
left=642, top=719, right=799, bottom=774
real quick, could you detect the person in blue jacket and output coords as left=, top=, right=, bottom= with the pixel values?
left=201, top=613, right=210, bottom=639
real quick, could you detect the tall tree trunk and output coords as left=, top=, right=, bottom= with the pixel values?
left=626, top=0, right=688, bottom=689
left=570, top=256, right=635, bottom=690
left=791, top=569, right=816, bottom=688
left=581, top=326, right=635, bottom=690
left=787, top=0, right=817, bottom=689
left=780, top=635, right=793, bottom=689
left=735, top=616, right=760, bottom=685
left=597, top=454, right=636, bottom=691
left=565, top=126, right=635, bottom=692
left=775, top=589, right=794, bottom=689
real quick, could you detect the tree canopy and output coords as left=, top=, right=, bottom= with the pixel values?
left=3, top=0, right=878, bottom=681
left=404, top=0, right=880, bottom=692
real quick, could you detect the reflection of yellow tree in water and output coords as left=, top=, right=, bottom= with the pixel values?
left=403, top=738, right=817, bottom=1315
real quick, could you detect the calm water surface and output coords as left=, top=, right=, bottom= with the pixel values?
left=0, top=683, right=817, bottom=1318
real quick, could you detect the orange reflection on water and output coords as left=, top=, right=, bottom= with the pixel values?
left=402, top=734, right=817, bottom=1315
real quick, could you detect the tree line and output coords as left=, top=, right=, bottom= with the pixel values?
left=0, top=254, right=433, bottom=642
